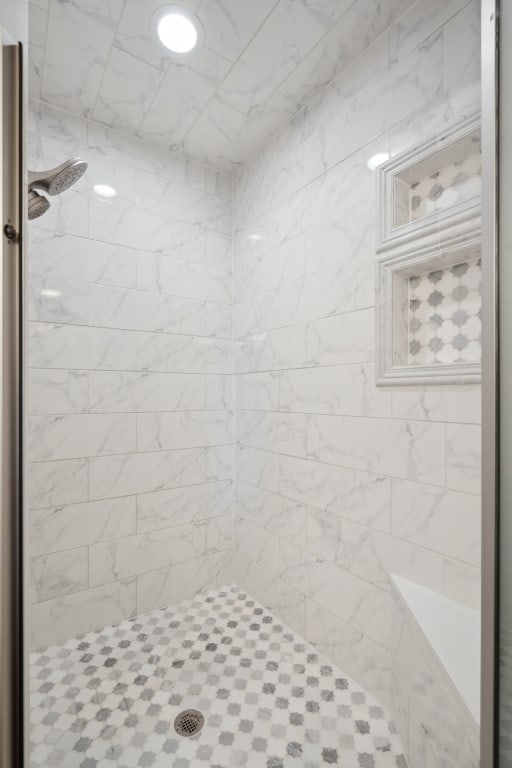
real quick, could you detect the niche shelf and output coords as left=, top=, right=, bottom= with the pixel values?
left=377, top=113, right=481, bottom=256
left=375, top=114, right=481, bottom=386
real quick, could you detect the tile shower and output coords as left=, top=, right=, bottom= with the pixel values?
left=26, top=1, right=482, bottom=767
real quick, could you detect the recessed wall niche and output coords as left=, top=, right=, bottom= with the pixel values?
left=377, top=113, right=481, bottom=253
left=375, top=113, right=481, bottom=386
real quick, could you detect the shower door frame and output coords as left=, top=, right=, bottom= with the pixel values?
left=481, top=0, right=499, bottom=766
left=0, top=25, right=25, bottom=768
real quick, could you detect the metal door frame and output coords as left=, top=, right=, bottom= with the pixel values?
left=0, top=27, right=24, bottom=768
left=481, top=0, right=499, bottom=766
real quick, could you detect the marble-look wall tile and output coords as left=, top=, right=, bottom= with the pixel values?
left=232, top=0, right=481, bottom=732
left=392, top=479, right=480, bottom=565
left=206, top=514, right=233, bottom=553
left=29, top=547, right=88, bottom=603
left=236, top=372, right=280, bottom=412
left=280, top=539, right=391, bottom=646
left=137, top=551, right=233, bottom=614
left=390, top=385, right=481, bottom=424
left=89, top=448, right=206, bottom=500
left=236, top=481, right=306, bottom=548
left=207, top=302, right=233, bottom=339
left=29, top=273, right=89, bottom=326
left=135, top=170, right=232, bottom=234
left=137, top=410, right=233, bottom=452
left=136, top=331, right=231, bottom=374
left=236, top=410, right=306, bottom=457
left=28, top=103, right=234, bottom=647
left=306, top=599, right=392, bottom=710
left=443, top=0, right=480, bottom=90
left=236, top=517, right=280, bottom=576
left=137, top=480, right=233, bottom=532
left=28, top=369, right=89, bottom=415
left=29, top=579, right=137, bottom=651
left=307, top=415, right=445, bottom=486
left=89, top=522, right=207, bottom=586
left=236, top=325, right=307, bottom=373
left=31, top=189, right=88, bottom=237
left=206, top=445, right=234, bottom=482
left=29, top=497, right=136, bottom=556
left=29, top=413, right=136, bottom=461
left=29, top=321, right=136, bottom=371
left=28, top=228, right=137, bottom=288
left=388, top=0, right=468, bottom=62
left=236, top=555, right=307, bottom=637
left=280, top=455, right=392, bottom=532
left=305, top=506, right=444, bottom=594
left=89, top=371, right=206, bottom=413
left=305, top=308, right=374, bottom=366
left=136, top=246, right=232, bottom=304
left=446, top=423, right=481, bottom=494
left=41, top=0, right=125, bottom=118
left=29, top=458, right=88, bottom=510
left=236, top=445, right=280, bottom=494
left=442, top=558, right=481, bottom=611
left=207, top=374, right=234, bottom=411
left=279, top=364, right=391, bottom=417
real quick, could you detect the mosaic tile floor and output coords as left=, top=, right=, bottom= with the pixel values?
left=30, top=585, right=407, bottom=768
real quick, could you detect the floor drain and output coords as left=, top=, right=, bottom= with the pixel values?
left=174, top=709, right=204, bottom=737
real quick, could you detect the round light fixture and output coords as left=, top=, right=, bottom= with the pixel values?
left=94, top=183, right=117, bottom=198
left=151, top=6, right=203, bottom=56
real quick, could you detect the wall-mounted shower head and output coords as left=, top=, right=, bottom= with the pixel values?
left=28, top=190, right=51, bottom=221
left=27, top=158, right=88, bottom=220
left=28, top=158, right=88, bottom=196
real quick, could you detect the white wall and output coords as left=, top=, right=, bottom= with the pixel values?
left=27, top=101, right=234, bottom=649
left=233, top=0, right=481, bottom=709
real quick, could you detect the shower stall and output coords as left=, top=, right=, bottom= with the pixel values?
left=0, top=0, right=506, bottom=766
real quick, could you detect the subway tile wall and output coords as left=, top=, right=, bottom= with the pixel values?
left=26, top=0, right=482, bottom=735
left=27, top=101, right=234, bottom=650
left=232, top=0, right=481, bottom=710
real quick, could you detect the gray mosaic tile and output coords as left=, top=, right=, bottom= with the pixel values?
left=30, top=586, right=406, bottom=768
left=408, top=257, right=481, bottom=366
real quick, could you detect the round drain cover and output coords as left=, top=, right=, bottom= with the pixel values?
left=174, top=709, right=204, bottom=737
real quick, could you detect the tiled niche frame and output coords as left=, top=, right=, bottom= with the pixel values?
left=375, top=113, right=481, bottom=386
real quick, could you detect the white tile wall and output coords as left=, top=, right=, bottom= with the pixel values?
left=27, top=8, right=482, bottom=764
left=27, top=101, right=234, bottom=649
left=232, top=0, right=481, bottom=724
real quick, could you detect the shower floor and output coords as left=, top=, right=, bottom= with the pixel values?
left=30, top=585, right=406, bottom=768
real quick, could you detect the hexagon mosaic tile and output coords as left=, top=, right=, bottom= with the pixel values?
left=30, top=585, right=407, bottom=768
left=408, top=258, right=481, bottom=366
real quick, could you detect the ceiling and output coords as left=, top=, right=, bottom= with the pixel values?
left=28, top=0, right=412, bottom=173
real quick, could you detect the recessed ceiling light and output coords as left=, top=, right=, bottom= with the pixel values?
left=151, top=5, right=203, bottom=56
left=94, top=183, right=117, bottom=198
left=367, top=152, right=390, bottom=170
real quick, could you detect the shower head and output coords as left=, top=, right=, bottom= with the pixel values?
left=28, top=158, right=88, bottom=196
left=28, top=190, right=51, bottom=221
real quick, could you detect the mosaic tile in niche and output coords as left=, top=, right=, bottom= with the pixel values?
left=408, top=151, right=481, bottom=222
left=408, top=258, right=481, bottom=366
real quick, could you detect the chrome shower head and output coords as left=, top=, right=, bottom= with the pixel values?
left=28, top=190, right=51, bottom=221
left=28, top=158, right=88, bottom=196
